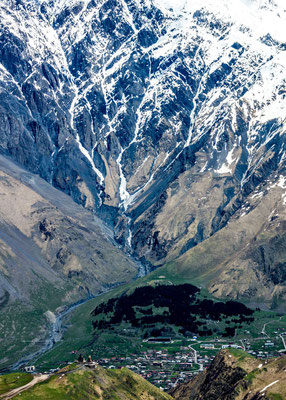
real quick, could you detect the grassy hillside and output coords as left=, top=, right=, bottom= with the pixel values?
left=32, top=263, right=286, bottom=373
left=91, top=284, right=254, bottom=338
left=0, top=373, right=32, bottom=395
left=11, top=366, right=173, bottom=400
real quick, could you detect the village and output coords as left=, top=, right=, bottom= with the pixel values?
left=67, top=332, right=285, bottom=391
left=97, top=346, right=202, bottom=391
left=96, top=344, right=282, bottom=390
left=20, top=327, right=286, bottom=392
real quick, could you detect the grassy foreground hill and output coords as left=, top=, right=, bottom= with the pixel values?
left=0, top=373, right=32, bottom=395
left=3, top=352, right=286, bottom=400
left=9, top=365, right=173, bottom=400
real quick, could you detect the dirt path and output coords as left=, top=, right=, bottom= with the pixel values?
left=261, top=316, right=282, bottom=338
left=1, top=374, right=50, bottom=399
left=280, top=334, right=286, bottom=351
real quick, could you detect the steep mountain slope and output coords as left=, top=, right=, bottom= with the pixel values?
left=0, top=0, right=286, bottom=302
left=170, top=349, right=286, bottom=400
left=0, top=154, right=137, bottom=368
left=163, top=172, right=286, bottom=306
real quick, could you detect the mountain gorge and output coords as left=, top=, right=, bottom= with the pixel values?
left=1, top=0, right=286, bottom=311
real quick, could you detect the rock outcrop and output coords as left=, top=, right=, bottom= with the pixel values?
left=170, top=350, right=286, bottom=400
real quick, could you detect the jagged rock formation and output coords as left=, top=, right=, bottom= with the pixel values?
left=0, top=0, right=286, bottom=302
left=170, top=349, right=286, bottom=400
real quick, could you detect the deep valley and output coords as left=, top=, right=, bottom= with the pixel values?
left=0, top=0, right=286, bottom=398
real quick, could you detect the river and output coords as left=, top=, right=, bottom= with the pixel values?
left=11, top=296, right=95, bottom=371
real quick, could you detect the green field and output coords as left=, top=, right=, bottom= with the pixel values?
left=0, top=372, right=32, bottom=395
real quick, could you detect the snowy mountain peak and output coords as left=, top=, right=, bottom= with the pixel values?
left=154, top=0, right=286, bottom=42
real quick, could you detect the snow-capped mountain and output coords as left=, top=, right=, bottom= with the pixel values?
left=1, top=0, right=286, bottom=301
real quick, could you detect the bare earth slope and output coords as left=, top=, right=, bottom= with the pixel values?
left=0, top=155, right=138, bottom=367
left=160, top=171, right=286, bottom=307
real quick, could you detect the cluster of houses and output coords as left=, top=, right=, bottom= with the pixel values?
left=97, top=348, right=215, bottom=390
left=21, top=332, right=286, bottom=392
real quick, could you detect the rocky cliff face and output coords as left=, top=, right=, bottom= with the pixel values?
left=1, top=0, right=286, bottom=302
left=170, top=350, right=247, bottom=400
left=170, top=349, right=286, bottom=400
